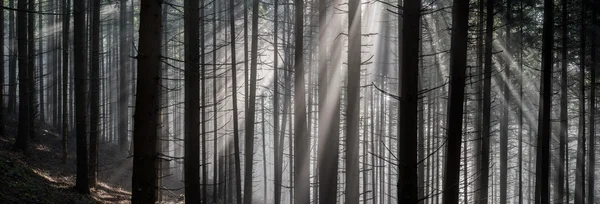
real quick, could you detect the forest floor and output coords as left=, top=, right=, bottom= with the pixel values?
left=0, top=115, right=133, bottom=203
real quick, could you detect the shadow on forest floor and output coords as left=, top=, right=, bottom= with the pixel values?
left=0, top=115, right=132, bottom=203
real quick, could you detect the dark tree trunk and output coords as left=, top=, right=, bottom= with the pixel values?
left=575, top=1, right=586, bottom=203
left=535, top=0, right=553, bottom=203
left=130, top=0, right=162, bottom=202
left=243, top=0, right=261, bottom=201
left=73, top=0, right=89, bottom=194
left=500, top=1, right=511, bottom=203
left=8, top=0, right=16, bottom=114
left=398, top=0, right=421, bottom=203
left=119, top=0, right=129, bottom=154
left=441, top=0, right=470, bottom=202
left=557, top=0, right=568, bottom=203
left=0, top=0, right=4, bottom=137
left=229, top=0, right=243, bottom=201
left=27, top=0, right=34, bottom=139
left=346, top=0, right=360, bottom=202
left=184, top=0, right=200, bottom=201
left=588, top=4, right=596, bottom=204
left=273, top=0, right=282, bottom=202
left=62, top=0, right=70, bottom=164
left=88, top=0, right=101, bottom=188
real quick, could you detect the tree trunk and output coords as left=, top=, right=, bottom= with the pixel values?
left=441, top=0, right=469, bottom=202
left=535, top=0, right=553, bottom=203
left=293, top=0, right=309, bottom=202
left=229, top=0, right=243, bottom=201
left=88, top=0, right=101, bottom=188
left=73, top=0, right=89, bottom=194
left=398, top=0, right=420, bottom=203
left=242, top=0, right=261, bottom=201
left=184, top=0, right=200, bottom=201
left=588, top=4, right=596, bottom=204
left=130, top=0, right=162, bottom=202
left=575, top=1, right=586, bottom=203
left=273, top=0, right=282, bottom=202
left=119, top=0, right=129, bottom=154
left=557, top=0, right=568, bottom=203
left=62, top=0, right=70, bottom=164
left=500, top=1, right=511, bottom=203
left=346, top=0, right=360, bottom=202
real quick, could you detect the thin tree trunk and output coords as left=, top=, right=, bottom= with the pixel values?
left=119, top=0, right=129, bottom=154
left=229, top=0, right=243, bottom=201
left=89, top=0, right=101, bottom=188
left=557, top=0, right=568, bottom=203
left=500, top=1, right=511, bottom=202
left=575, top=1, right=586, bottom=203
left=62, top=0, right=70, bottom=164
left=242, top=0, right=261, bottom=201
left=273, top=0, right=282, bottom=202
left=8, top=0, right=16, bottom=114
left=588, top=4, right=596, bottom=204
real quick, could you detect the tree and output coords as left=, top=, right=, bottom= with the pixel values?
left=119, top=0, right=129, bottom=154
left=556, top=0, right=568, bottom=202
left=184, top=0, right=200, bottom=201
left=131, top=0, right=162, bottom=202
left=229, top=0, right=243, bottom=201
left=243, top=0, right=261, bottom=201
left=346, top=0, right=361, bottom=201
left=293, top=0, right=309, bottom=202
left=587, top=3, right=596, bottom=204
left=441, top=0, right=470, bottom=203
left=575, top=0, right=586, bottom=203
left=398, top=0, right=420, bottom=203
left=535, top=0, right=553, bottom=203
left=0, top=0, right=5, bottom=137
left=89, top=0, right=101, bottom=188
left=73, top=0, right=89, bottom=194
left=500, top=0, right=512, bottom=202
left=62, top=0, right=70, bottom=164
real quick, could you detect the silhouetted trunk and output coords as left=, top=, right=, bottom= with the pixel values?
left=131, top=0, right=162, bottom=202
left=73, top=0, right=89, bottom=194
left=184, top=0, right=200, bottom=201
left=517, top=1, right=524, bottom=204
left=27, top=0, right=34, bottom=139
left=294, top=0, right=309, bottom=201
left=62, top=0, right=70, bottom=164
left=557, top=0, right=568, bottom=203
left=500, top=1, right=511, bottom=203
left=243, top=0, right=261, bottom=202
left=474, top=0, right=484, bottom=201
left=575, top=1, right=586, bottom=204
left=588, top=4, right=596, bottom=204
left=0, top=0, right=4, bottom=137
left=8, top=0, right=16, bottom=113
left=441, top=0, right=469, bottom=202
left=273, top=0, right=282, bottom=202
left=38, top=1, right=44, bottom=124
left=229, top=0, right=242, bottom=201
left=212, top=0, right=219, bottom=201
left=119, top=0, right=129, bottom=154
left=88, top=0, right=101, bottom=188
left=346, top=0, right=360, bottom=202
left=477, top=0, right=494, bottom=202
left=535, top=0, right=553, bottom=203
left=398, top=0, right=420, bottom=203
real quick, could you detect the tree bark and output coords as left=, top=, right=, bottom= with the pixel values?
left=89, top=0, right=101, bottom=188
left=398, top=0, right=420, bottom=203
left=130, top=0, right=162, bottom=202
left=441, top=0, right=469, bottom=202
left=184, top=0, right=200, bottom=201
left=73, top=0, right=89, bottom=194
